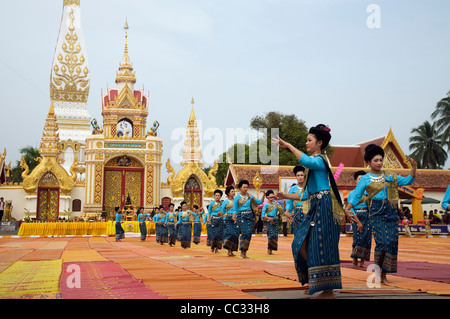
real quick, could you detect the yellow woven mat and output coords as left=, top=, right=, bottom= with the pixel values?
left=0, top=259, right=62, bottom=298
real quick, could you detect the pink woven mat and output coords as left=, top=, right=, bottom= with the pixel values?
left=60, top=261, right=167, bottom=299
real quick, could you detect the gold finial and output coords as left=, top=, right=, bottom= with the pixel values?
left=123, top=19, right=129, bottom=59
left=253, top=171, right=263, bottom=199
left=188, top=97, right=197, bottom=125
left=115, top=18, right=136, bottom=85
left=48, top=102, right=55, bottom=116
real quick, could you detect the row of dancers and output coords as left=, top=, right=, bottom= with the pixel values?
left=115, top=123, right=422, bottom=298
left=114, top=183, right=285, bottom=258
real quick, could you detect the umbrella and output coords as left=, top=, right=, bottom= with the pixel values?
left=401, top=196, right=441, bottom=205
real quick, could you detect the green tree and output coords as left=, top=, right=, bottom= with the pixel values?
left=409, top=121, right=448, bottom=169
left=212, top=144, right=250, bottom=187
left=212, top=112, right=329, bottom=186
left=431, top=91, right=450, bottom=151
left=10, top=146, right=40, bottom=183
left=250, top=111, right=308, bottom=165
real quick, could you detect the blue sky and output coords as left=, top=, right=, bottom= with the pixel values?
left=1, top=0, right=449, bottom=178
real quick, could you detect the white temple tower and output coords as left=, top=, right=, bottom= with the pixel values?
left=49, top=0, right=91, bottom=175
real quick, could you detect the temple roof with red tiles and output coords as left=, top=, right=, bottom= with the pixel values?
left=224, top=128, right=450, bottom=192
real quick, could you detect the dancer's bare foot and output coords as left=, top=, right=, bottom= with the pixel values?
left=227, top=250, right=235, bottom=257
left=267, top=249, right=273, bottom=255
left=352, top=257, right=358, bottom=266
left=312, top=290, right=336, bottom=299
left=359, top=260, right=365, bottom=268
left=240, top=251, right=249, bottom=259
left=381, top=272, right=390, bottom=284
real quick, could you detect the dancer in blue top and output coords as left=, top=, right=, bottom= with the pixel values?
left=208, top=189, right=224, bottom=253
left=271, top=124, right=346, bottom=299
left=178, top=201, right=193, bottom=249
left=442, top=185, right=450, bottom=212
left=137, top=207, right=150, bottom=242
left=345, top=143, right=417, bottom=284
left=203, top=210, right=211, bottom=247
left=165, top=203, right=177, bottom=246
left=285, top=166, right=309, bottom=235
left=233, top=180, right=265, bottom=258
left=192, top=205, right=203, bottom=245
left=115, top=207, right=125, bottom=242
left=153, top=206, right=168, bottom=245
left=261, top=190, right=284, bottom=255
left=222, top=185, right=239, bottom=256
left=347, top=171, right=369, bottom=267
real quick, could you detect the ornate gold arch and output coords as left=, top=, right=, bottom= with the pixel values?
left=170, top=161, right=218, bottom=198
left=381, top=127, right=412, bottom=169
left=105, top=155, right=144, bottom=169
left=21, top=156, right=77, bottom=195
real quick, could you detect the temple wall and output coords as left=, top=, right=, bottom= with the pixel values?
left=0, top=186, right=27, bottom=221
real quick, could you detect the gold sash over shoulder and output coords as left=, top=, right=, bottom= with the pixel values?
left=266, top=203, right=284, bottom=217
left=210, top=202, right=222, bottom=212
left=359, top=171, right=399, bottom=208
left=225, top=200, right=234, bottom=211
left=238, top=195, right=259, bottom=214
left=301, top=155, right=345, bottom=224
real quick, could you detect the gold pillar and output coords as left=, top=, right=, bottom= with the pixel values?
left=411, top=198, right=424, bottom=224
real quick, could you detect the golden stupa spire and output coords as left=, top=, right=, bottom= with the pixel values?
left=183, top=97, right=202, bottom=163
left=189, top=97, right=196, bottom=125
left=116, top=19, right=136, bottom=88
left=39, top=102, right=61, bottom=158
left=123, top=19, right=130, bottom=64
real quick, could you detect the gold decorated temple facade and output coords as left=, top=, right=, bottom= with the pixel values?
left=0, top=0, right=221, bottom=221
left=161, top=98, right=219, bottom=210
left=83, top=21, right=163, bottom=216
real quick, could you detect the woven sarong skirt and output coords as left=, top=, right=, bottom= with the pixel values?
left=370, top=200, right=398, bottom=273
left=223, top=215, right=239, bottom=252
left=237, top=210, right=254, bottom=251
left=351, top=208, right=372, bottom=261
left=291, top=192, right=342, bottom=294
left=179, top=222, right=192, bottom=248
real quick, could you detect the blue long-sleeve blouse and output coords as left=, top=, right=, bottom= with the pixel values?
left=298, top=153, right=330, bottom=194
left=285, top=184, right=309, bottom=210
left=261, top=203, right=280, bottom=218
left=208, top=201, right=223, bottom=217
left=348, top=172, right=415, bottom=207
left=233, top=193, right=263, bottom=212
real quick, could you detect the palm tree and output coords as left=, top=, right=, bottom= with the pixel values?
left=431, top=91, right=450, bottom=151
left=409, top=121, right=448, bottom=169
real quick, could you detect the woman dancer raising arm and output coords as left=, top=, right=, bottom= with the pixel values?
left=271, top=124, right=357, bottom=299
left=345, top=144, right=416, bottom=284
